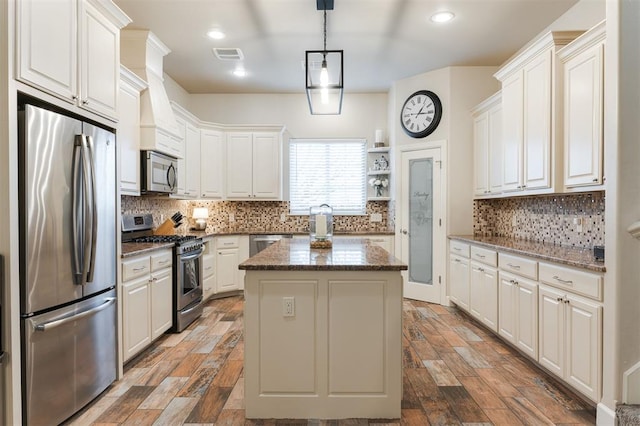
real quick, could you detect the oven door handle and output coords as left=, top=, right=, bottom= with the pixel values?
left=179, top=250, right=203, bottom=262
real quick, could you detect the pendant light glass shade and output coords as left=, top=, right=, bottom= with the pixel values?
left=306, top=49, right=343, bottom=114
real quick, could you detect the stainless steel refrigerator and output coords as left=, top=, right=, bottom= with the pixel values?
left=18, top=103, right=117, bottom=426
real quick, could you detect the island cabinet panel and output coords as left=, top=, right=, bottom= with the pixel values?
left=244, top=270, right=402, bottom=420
left=328, top=281, right=385, bottom=393
left=258, top=280, right=317, bottom=393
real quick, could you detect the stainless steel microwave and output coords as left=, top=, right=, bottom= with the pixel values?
left=141, top=150, right=178, bottom=194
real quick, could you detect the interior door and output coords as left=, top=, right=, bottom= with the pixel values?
left=399, top=148, right=443, bottom=303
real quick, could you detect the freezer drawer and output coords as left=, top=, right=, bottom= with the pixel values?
left=21, top=289, right=117, bottom=426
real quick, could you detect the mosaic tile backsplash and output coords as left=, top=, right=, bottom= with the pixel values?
left=474, top=192, right=605, bottom=248
left=121, top=196, right=392, bottom=234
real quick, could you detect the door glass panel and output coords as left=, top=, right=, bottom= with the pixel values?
left=409, top=158, right=433, bottom=285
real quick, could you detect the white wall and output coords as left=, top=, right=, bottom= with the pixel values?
left=163, top=72, right=191, bottom=108
left=186, top=92, right=388, bottom=143
left=390, top=66, right=499, bottom=236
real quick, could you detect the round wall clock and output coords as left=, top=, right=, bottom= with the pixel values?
left=400, top=90, right=442, bottom=138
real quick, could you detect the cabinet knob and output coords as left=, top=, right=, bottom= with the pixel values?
left=401, top=229, right=408, bottom=235
left=592, top=178, right=599, bottom=182
left=72, top=95, right=78, bottom=100
left=82, top=99, right=89, bottom=105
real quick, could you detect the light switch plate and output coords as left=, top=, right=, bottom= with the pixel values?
left=370, top=213, right=382, bottom=223
left=229, top=213, right=235, bottom=222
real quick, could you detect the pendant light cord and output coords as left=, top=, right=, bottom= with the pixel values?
left=323, top=7, right=327, bottom=53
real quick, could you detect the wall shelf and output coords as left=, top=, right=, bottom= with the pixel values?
left=368, top=147, right=390, bottom=153
left=367, top=170, right=390, bottom=176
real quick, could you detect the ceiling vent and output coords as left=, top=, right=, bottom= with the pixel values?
left=213, top=48, right=244, bottom=61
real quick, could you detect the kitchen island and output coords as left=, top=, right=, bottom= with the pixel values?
left=239, top=238, right=407, bottom=420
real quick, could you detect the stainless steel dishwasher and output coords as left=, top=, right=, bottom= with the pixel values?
left=249, top=234, right=293, bottom=257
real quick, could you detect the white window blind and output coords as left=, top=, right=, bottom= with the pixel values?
left=289, top=139, right=367, bottom=215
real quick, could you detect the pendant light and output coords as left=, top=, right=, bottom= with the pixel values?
left=305, top=0, right=343, bottom=115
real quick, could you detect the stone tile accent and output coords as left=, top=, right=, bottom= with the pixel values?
left=473, top=192, right=605, bottom=249
left=121, top=197, right=392, bottom=234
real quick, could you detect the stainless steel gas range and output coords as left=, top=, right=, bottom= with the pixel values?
left=122, top=214, right=204, bottom=332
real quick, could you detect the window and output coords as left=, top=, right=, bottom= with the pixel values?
left=289, top=139, right=367, bottom=215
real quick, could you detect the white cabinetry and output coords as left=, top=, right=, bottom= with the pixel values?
left=200, top=127, right=225, bottom=199
left=448, top=241, right=470, bottom=311
left=472, top=93, right=502, bottom=197
left=226, top=130, right=283, bottom=199
left=118, top=66, right=147, bottom=196
left=558, top=21, right=606, bottom=190
left=495, top=31, right=583, bottom=195
left=498, top=270, right=538, bottom=360
left=121, top=249, right=173, bottom=362
left=171, top=102, right=201, bottom=199
left=469, top=246, right=498, bottom=332
left=214, top=236, right=249, bottom=293
left=538, top=262, right=602, bottom=401
left=448, top=238, right=603, bottom=402
left=202, top=239, right=216, bottom=301
left=16, top=0, right=130, bottom=120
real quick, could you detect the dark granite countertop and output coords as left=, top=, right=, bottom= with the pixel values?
left=122, top=232, right=395, bottom=258
left=121, top=242, right=175, bottom=258
left=239, top=237, right=407, bottom=271
left=449, top=235, right=605, bottom=273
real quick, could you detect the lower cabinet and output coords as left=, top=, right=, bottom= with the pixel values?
left=539, top=284, right=602, bottom=401
left=214, top=235, right=249, bottom=294
left=498, top=271, right=538, bottom=360
left=447, top=239, right=603, bottom=402
left=466, top=245, right=499, bottom=332
left=449, top=254, right=470, bottom=311
left=122, top=249, right=173, bottom=362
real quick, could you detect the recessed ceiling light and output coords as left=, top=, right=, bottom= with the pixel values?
left=430, top=11, right=455, bottom=23
left=207, top=29, right=226, bottom=40
left=233, top=68, right=246, bottom=78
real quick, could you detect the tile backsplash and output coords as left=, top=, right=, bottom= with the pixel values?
left=474, top=191, right=605, bottom=248
left=121, top=196, right=392, bottom=234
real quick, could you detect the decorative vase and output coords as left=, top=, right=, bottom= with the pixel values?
left=375, top=186, right=383, bottom=197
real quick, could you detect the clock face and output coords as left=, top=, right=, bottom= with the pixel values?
left=400, top=90, right=442, bottom=138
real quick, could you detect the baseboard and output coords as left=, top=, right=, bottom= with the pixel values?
left=597, top=402, right=616, bottom=426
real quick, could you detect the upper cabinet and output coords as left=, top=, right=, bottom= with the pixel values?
left=171, top=102, right=201, bottom=199
left=472, top=92, right=502, bottom=198
left=118, top=66, right=147, bottom=196
left=16, top=0, right=130, bottom=120
left=226, top=129, right=284, bottom=200
left=494, top=30, right=583, bottom=196
left=200, top=126, right=225, bottom=199
left=558, top=21, right=606, bottom=191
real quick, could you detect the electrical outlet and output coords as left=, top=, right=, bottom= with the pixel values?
left=511, top=216, right=517, bottom=227
left=280, top=213, right=287, bottom=222
left=574, top=217, right=583, bottom=233
left=283, top=297, right=295, bottom=317
left=229, top=213, right=235, bottom=222
left=370, top=213, right=382, bottom=223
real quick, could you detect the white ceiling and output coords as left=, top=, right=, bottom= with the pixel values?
left=113, top=0, right=580, bottom=94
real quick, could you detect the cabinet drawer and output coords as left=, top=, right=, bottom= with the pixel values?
left=539, top=262, right=603, bottom=301
left=216, top=236, right=239, bottom=249
left=122, top=256, right=150, bottom=281
left=203, top=254, right=215, bottom=278
left=151, top=250, right=172, bottom=272
left=450, top=240, right=470, bottom=258
left=499, top=253, right=538, bottom=280
left=470, top=246, right=497, bottom=267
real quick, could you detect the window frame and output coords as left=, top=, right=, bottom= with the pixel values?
left=288, top=138, right=367, bottom=216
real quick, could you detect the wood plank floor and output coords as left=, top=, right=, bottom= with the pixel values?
left=66, top=295, right=596, bottom=425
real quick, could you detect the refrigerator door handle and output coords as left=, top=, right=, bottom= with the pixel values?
left=72, top=136, right=85, bottom=285
left=83, top=135, right=98, bottom=283
left=33, top=297, right=116, bottom=332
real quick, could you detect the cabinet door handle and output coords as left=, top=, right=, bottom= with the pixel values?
left=475, top=253, right=486, bottom=259
left=454, top=258, right=461, bottom=263
left=592, top=178, right=599, bottom=182
left=158, top=259, right=170, bottom=265
left=453, top=247, right=461, bottom=251
left=507, top=263, right=520, bottom=269
left=132, top=266, right=147, bottom=272
left=552, top=275, right=573, bottom=284
left=473, top=267, right=484, bottom=272
left=82, top=99, right=89, bottom=105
